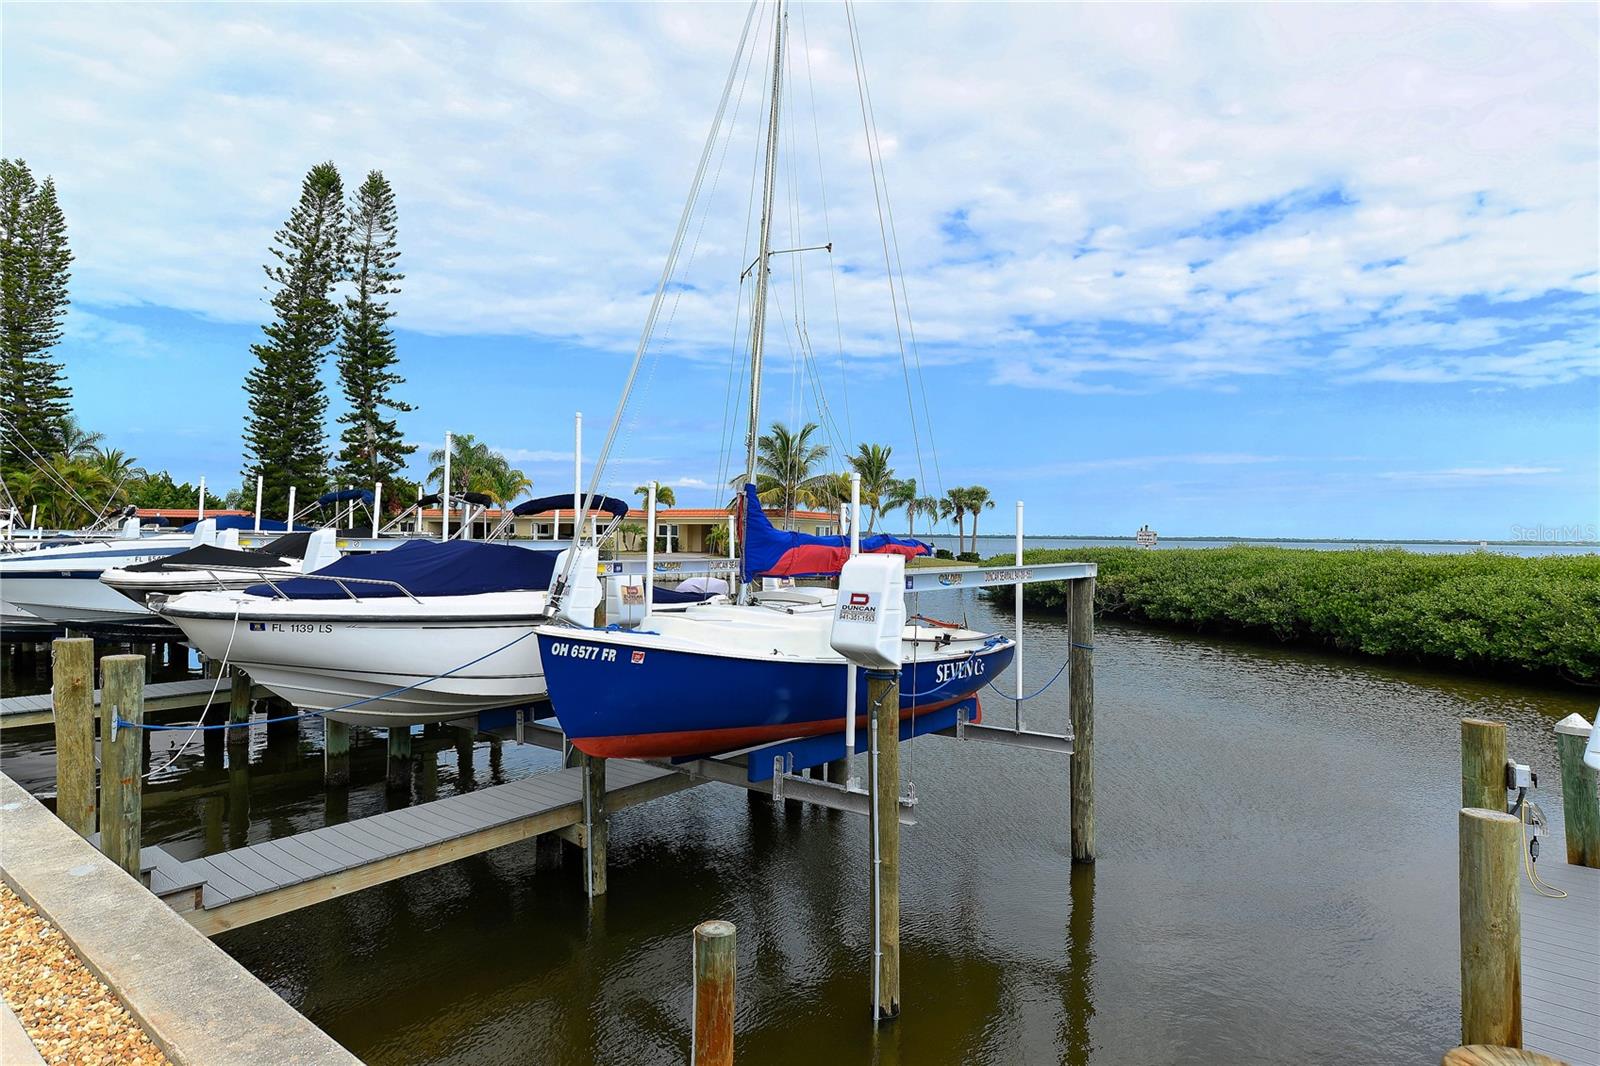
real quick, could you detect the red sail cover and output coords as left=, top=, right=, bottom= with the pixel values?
left=737, top=483, right=930, bottom=581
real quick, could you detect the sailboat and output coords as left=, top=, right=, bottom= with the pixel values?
left=536, top=1, right=1015, bottom=758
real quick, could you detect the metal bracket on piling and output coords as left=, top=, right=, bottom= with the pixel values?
left=110, top=704, right=120, bottom=742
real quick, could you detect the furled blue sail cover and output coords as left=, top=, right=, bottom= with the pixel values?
left=738, top=483, right=930, bottom=582
left=246, top=539, right=559, bottom=599
left=181, top=516, right=308, bottom=532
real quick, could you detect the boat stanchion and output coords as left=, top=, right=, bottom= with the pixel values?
left=691, top=919, right=737, bottom=1066
left=867, top=667, right=901, bottom=1022
left=100, top=654, right=145, bottom=879
left=1069, top=576, right=1096, bottom=864
left=52, top=637, right=97, bottom=837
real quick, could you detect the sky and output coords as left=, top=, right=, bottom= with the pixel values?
left=5, top=1, right=1597, bottom=540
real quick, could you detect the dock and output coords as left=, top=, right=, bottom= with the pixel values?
left=1521, top=850, right=1600, bottom=1066
left=156, top=758, right=698, bottom=936
left=0, top=677, right=266, bottom=729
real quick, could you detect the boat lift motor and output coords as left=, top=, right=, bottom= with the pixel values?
left=830, top=554, right=906, bottom=671
left=299, top=528, right=342, bottom=574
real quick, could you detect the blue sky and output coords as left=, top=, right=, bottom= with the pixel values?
left=7, top=2, right=1598, bottom=539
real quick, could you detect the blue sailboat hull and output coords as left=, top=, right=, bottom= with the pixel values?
left=537, top=630, right=1014, bottom=758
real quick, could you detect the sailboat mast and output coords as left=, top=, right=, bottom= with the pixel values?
left=743, top=0, right=786, bottom=498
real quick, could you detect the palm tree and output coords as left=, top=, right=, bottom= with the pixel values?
left=806, top=472, right=852, bottom=513
left=848, top=443, right=897, bottom=533
left=56, top=416, right=104, bottom=459
left=963, top=485, right=996, bottom=553
left=884, top=477, right=918, bottom=535
left=91, top=448, right=145, bottom=486
left=916, top=494, right=941, bottom=539
left=942, top=488, right=968, bottom=553
left=482, top=463, right=533, bottom=506
left=744, top=421, right=830, bottom=526
left=634, top=484, right=676, bottom=509
left=427, top=433, right=493, bottom=493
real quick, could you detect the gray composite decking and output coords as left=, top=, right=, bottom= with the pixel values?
left=1521, top=850, right=1600, bottom=1066
left=163, top=758, right=699, bottom=935
left=0, top=677, right=262, bottom=728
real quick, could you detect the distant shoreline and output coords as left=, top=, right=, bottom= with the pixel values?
left=923, top=534, right=1599, bottom=548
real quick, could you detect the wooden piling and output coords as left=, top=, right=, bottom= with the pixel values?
left=227, top=665, right=251, bottom=755
left=1554, top=714, right=1599, bottom=868
left=867, top=668, right=901, bottom=1020
left=1069, top=576, right=1096, bottom=863
left=387, top=727, right=413, bottom=790
left=51, top=638, right=96, bottom=837
left=1459, top=807, right=1522, bottom=1047
left=581, top=753, right=608, bottom=897
left=324, top=719, right=351, bottom=787
left=1461, top=718, right=1507, bottom=812
left=454, top=726, right=475, bottom=788
left=691, top=920, right=737, bottom=1066
left=99, top=655, right=145, bottom=878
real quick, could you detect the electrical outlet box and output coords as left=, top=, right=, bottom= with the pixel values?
left=1505, top=761, right=1533, bottom=790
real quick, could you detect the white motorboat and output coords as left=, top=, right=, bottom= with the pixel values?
left=0, top=517, right=210, bottom=629
left=153, top=497, right=630, bottom=727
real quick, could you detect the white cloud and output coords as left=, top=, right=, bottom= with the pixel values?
left=7, top=2, right=1597, bottom=390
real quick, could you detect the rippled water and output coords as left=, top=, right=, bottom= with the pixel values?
left=1, top=595, right=1591, bottom=1065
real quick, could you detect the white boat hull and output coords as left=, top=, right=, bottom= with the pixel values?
left=1, top=537, right=191, bottom=626
left=157, top=590, right=550, bottom=727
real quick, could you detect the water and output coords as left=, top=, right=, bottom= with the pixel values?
left=921, top=535, right=1599, bottom=558
left=1, top=601, right=1592, bottom=1065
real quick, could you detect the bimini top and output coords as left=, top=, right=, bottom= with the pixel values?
left=246, top=539, right=560, bottom=599
left=738, top=483, right=930, bottom=582
left=315, top=488, right=375, bottom=508
left=511, top=494, right=630, bottom=520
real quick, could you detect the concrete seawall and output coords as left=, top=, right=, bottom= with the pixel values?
left=0, top=773, right=360, bottom=1066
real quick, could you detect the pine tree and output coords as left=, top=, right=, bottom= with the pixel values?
left=243, top=162, right=346, bottom=514
left=335, top=170, right=414, bottom=488
left=0, top=159, right=73, bottom=469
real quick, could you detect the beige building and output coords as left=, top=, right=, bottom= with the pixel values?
left=415, top=505, right=838, bottom=553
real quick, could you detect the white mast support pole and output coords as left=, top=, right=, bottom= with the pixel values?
left=372, top=482, right=382, bottom=540
left=253, top=476, right=263, bottom=533
left=727, top=514, right=737, bottom=559
left=845, top=470, right=862, bottom=781
left=197, top=477, right=206, bottom=522
left=28, top=504, right=37, bottom=535
left=1015, top=500, right=1024, bottom=732
left=415, top=485, right=423, bottom=535
left=645, top=481, right=658, bottom=618
left=286, top=486, right=296, bottom=530
left=574, top=411, right=583, bottom=542
left=441, top=431, right=452, bottom=542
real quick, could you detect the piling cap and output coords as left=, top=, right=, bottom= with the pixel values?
left=1554, top=713, right=1594, bottom=738
left=695, top=920, right=737, bottom=940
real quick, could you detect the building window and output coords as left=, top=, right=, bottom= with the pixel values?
left=656, top=523, right=680, bottom=553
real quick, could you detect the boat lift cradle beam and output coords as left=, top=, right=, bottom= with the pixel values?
left=495, top=713, right=918, bottom=825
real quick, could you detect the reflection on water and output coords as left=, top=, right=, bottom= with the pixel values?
left=0, top=598, right=1591, bottom=1065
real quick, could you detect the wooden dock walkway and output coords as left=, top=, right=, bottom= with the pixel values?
left=157, top=758, right=699, bottom=936
left=1521, top=849, right=1599, bottom=1066
left=0, top=678, right=264, bottom=729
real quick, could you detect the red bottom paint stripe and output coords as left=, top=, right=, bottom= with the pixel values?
left=571, top=696, right=970, bottom=759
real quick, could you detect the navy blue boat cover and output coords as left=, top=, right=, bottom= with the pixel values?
left=246, top=539, right=560, bottom=599
left=737, top=483, right=930, bottom=582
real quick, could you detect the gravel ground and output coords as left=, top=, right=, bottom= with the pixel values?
left=0, top=883, right=171, bottom=1066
